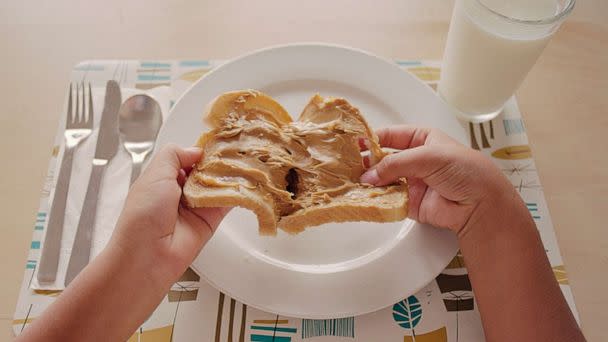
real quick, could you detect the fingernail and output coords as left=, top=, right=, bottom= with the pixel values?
left=360, top=169, right=380, bottom=185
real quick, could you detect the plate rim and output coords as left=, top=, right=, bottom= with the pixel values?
left=167, top=42, right=443, bottom=122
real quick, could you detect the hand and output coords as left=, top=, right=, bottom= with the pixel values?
left=360, top=125, right=516, bottom=236
left=17, top=145, right=231, bottom=342
left=358, top=126, right=585, bottom=342
left=111, top=144, right=229, bottom=282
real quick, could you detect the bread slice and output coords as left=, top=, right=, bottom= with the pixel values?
left=183, top=90, right=408, bottom=235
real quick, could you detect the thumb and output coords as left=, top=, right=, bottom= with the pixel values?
left=360, top=145, right=452, bottom=187
left=171, top=206, right=231, bottom=265
left=141, top=144, right=202, bottom=182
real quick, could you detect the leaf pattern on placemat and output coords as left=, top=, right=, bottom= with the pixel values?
left=393, top=296, right=422, bottom=329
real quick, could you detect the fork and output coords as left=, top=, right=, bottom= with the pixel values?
left=37, top=82, right=94, bottom=283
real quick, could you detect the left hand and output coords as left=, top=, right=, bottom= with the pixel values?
left=110, top=144, right=230, bottom=282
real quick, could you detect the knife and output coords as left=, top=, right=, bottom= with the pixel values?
left=65, top=80, right=121, bottom=286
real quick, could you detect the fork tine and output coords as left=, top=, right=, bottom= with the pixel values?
left=66, top=83, right=74, bottom=127
left=79, top=81, right=85, bottom=123
left=75, top=83, right=82, bottom=123
left=87, top=83, right=94, bottom=127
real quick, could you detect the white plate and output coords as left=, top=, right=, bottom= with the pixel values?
left=157, top=44, right=466, bottom=318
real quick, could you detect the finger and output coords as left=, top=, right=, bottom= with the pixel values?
left=183, top=164, right=195, bottom=176
left=358, top=126, right=431, bottom=152
left=172, top=206, right=231, bottom=260
left=188, top=207, right=231, bottom=233
left=375, top=125, right=431, bottom=150
left=178, top=206, right=230, bottom=236
left=358, top=137, right=369, bottom=151
left=404, top=178, right=427, bottom=222
left=178, top=164, right=196, bottom=187
left=417, top=188, right=470, bottom=231
left=142, top=144, right=202, bottom=181
left=177, top=169, right=187, bottom=187
left=362, top=155, right=370, bottom=169
left=360, top=145, right=452, bottom=186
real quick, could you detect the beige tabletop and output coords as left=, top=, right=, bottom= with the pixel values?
left=1, top=1, right=606, bottom=340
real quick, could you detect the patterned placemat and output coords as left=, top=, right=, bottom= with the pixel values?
left=12, top=59, right=578, bottom=341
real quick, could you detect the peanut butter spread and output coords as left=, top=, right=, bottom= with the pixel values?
left=186, top=90, right=408, bottom=235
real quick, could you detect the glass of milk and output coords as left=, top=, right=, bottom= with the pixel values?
left=438, top=0, right=575, bottom=122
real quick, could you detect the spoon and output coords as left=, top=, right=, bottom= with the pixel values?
left=118, top=94, right=163, bottom=185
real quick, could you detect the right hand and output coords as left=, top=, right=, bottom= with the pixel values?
left=360, top=125, right=520, bottom=236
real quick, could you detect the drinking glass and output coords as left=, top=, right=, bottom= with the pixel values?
left=438, top=0, right=576, bottom=123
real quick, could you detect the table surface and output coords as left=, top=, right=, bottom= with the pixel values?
left=1, top=1, right=606, bottom=340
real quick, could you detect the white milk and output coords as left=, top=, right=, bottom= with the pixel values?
left=438, top=0, right=564, bottom=122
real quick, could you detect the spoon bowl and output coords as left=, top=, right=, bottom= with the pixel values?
left=118, top=94, right=163, bottom=184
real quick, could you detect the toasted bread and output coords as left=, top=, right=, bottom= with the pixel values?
left=184, top=90, right=408, bottom=235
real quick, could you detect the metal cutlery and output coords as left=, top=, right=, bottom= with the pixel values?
left=65, top=80, right=121, bottom=286
left=37, top=83, right=93, bottom=283
left=118, top=94, right=163, bottom=185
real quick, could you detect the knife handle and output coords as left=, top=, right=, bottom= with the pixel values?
left=64, top=161, right=106, bottom=286
left=37, top=145, right=75, bottom=283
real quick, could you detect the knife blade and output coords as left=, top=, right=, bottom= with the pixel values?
left=94, top=80, right=121, bottom=162
left=65, top=80, right=121, bottom=286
